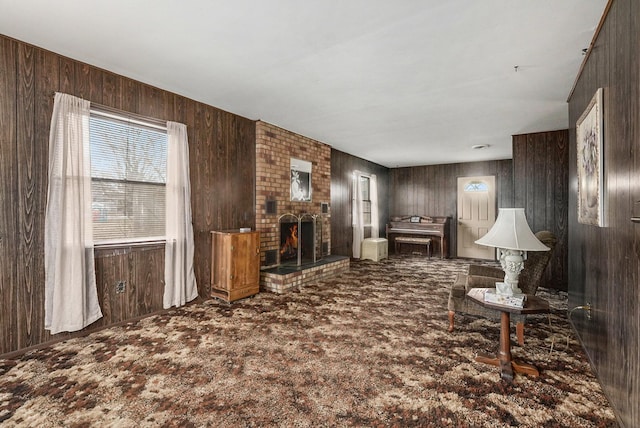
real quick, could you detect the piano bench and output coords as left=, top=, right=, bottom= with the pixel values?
left=395, top=237, right=432, bottom=258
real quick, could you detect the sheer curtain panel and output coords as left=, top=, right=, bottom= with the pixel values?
left=163, top=121, right=198, bottom=308
left=370, top=174, right=379, bottom=239
left=45, top=93, right=103, bottom=334
left=352, top=171, right=365, bottom=258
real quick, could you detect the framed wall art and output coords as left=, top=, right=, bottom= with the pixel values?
left=576, top=87, right=604, bottom=227
left=290, top=158, right=312, bottom=202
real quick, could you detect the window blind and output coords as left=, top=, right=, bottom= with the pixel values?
left=89, top=111, right=167, bottom=243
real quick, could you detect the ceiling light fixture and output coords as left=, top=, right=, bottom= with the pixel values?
left=472, top=144, right=489, bottom=150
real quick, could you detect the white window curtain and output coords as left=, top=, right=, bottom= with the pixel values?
left=353, top=171, right=380, bottom=258
left=352, top=171, right=365, bottom=258
left=352, top=171, right=364, bottom=258
left=163, top=121, right=198, bottom=308
left=45, top=93, right=103, bottom=334
left=370, top=174, right=379, bottom=239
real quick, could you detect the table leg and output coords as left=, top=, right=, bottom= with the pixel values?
left=475, top=311, right=539, bottom=381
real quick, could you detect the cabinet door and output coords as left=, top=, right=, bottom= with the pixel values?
left=229, top=232, right=260, bottom=286
left=211, top=233, right=231, bottom=291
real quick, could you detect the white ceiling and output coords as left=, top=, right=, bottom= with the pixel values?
left=0, top=0, right=607, bottom=167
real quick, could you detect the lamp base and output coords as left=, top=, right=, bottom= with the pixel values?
left=498, top=248, right=526, bottom=296
left=495, top=282, right=523, bottom=296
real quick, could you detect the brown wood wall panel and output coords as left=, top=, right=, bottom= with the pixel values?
left=0, top=37, right=18, bottom=353
left=513, top=130, right=569, bottom=291
left=16, top=42, right=37, bottom=348
left=389, top=160, right=514, bottom=258
left=95, top=252, right=128, bottom=325
left=0, top=34, right=256, bottom=355
left=330, top=149, right=389, bottom=257
left=74, top=62, right=90, bottom=99
left=32, top=49, right=58, bottom=346
left=132, top=247, right=164, bottom=313
left=567, top=1, right=639, bottom=426
left=92, top=246, right=167, bottom=327
left=102, top=72, right=120, bottom=108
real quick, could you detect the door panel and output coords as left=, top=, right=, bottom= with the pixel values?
left=457, top=176, right=496, bottom=259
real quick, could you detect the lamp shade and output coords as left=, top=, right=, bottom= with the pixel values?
left=475, top=208, right=549, bottom=251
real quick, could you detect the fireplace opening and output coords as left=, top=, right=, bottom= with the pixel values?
left=280, top=220, right=314, bottom=265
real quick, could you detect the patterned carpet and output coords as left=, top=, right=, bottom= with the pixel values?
left=0, top=256, right=617, bottom=427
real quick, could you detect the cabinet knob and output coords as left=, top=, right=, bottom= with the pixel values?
left=229, top=274, right=234, bottom=280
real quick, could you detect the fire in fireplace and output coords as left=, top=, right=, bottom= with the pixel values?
left=280, top=223, right=299, bottom=260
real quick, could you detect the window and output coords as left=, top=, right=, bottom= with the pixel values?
left=360, top=176, right=372, bottom=226
left=464, top=181, right=489, bottom=192
left=89, top=109, right=167, bottom=243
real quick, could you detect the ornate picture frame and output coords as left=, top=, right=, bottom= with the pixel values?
left=576, top=87, right=604, bottom=227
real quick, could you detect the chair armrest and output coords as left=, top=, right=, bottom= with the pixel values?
left=468, top=265, right=503, bottom=279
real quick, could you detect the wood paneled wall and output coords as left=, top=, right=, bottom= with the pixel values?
left=567, top=1, right=639, bottom=426
left=389, top=160, right=513, bottom=258
left=513, top=130, right=569, bottom=291
left=330, top=149, right=389, bottom=257
left=0, top=35, right=255, bottom=355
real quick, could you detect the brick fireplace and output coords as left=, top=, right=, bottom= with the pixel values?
left=255, top=121, right=348, bottom=292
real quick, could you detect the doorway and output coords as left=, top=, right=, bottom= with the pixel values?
left=457, top=175, right=496, bottom=259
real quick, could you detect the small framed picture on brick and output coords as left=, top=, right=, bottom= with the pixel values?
left=290, top=158, right=312, bottom=202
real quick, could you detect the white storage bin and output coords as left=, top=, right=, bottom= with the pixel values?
left=361, top=238, right=388, bottom=261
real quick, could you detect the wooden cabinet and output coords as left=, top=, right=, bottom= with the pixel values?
left=210, top=230, right=260, bottom=302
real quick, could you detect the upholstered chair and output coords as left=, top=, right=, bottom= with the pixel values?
left=447, top=230, right=557, bottom=345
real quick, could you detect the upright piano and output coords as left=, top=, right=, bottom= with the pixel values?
left=386, top=216, right=450, bottom=258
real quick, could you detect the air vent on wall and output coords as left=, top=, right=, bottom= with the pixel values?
left=266, top=199, right=277, bottom=215
left=265, top=249, right=278, bottom=266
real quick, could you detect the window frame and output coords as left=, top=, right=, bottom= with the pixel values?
left=89, top=106, right=168, bottom=246
left=360, top=175, right=372, bottom=227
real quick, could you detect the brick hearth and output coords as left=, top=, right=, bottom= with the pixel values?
left=260, top=256, right=350, bottom=294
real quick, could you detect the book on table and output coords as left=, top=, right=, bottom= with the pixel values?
left=484, top=286, right=526, bottom=308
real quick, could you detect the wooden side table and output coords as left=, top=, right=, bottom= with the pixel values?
left=467, top=288, right=550, bottom=382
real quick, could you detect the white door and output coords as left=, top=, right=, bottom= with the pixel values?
left=457, top=176, right=496, bottom=259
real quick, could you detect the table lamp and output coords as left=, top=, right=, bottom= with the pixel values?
left=475, top=208, right=549, bottom=296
